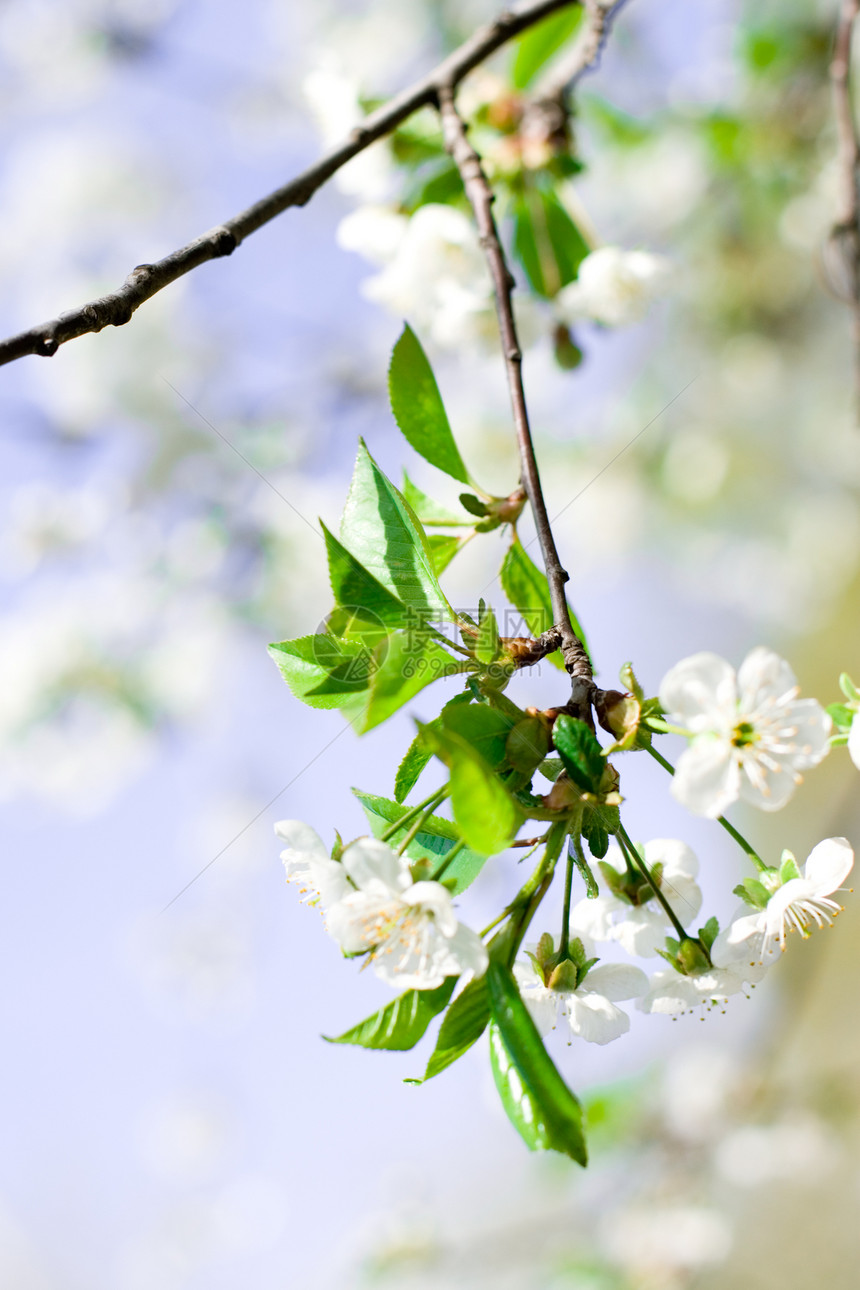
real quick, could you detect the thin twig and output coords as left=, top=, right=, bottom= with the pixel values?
left=829, top=0, right=860, bottom=423
left=437, top=84, right=592, bottom=704
left=0, top=0, right=579, bottom=371
left=535, top=0, right=631, bottom=99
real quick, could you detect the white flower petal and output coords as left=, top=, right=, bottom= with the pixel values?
left=570, top=893, right=620, bottom=942
left=403, top=881, right=458, bottom=937
left=326, top=890, right=393, bottom=954
left=849, top=713, right=860, bottom=770
left=341, top=836, right=410, bottom=897
left=274, top=819, right=328, bottom=862
left=737, top=646, right=797, bottom=707
left=784, top=698, right=832, bottom=767
left=445, top=922, right=488, bottom=980
left=672, top=739, right=740, bottom=817
left=564, top=992, right=630, bottom=1044
left=582, top=962, right=649, bottom=1002
left=737, top=756, right=799, bottom=812
left=611, top=906, right=670, bottom=957
left=659, top=652, right=737, bottom=730
left=803, top=836, right=854, bottom=894
left=645, top=837, right=699, bottom=881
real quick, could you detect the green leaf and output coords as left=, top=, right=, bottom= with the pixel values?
left=476, top=607, right=501, bottom=665
left=442, top=702, right=515, bottom=770
left=512, top=185, right=589, bottom=300
left=500, top=537, right=589, bottom=671
left=408, top=975, right=490, bottom=1082
left=570, top=836, right=599, bottom=897
left=401, top=471, right=465, bottom=526
left=581, top=810, right=609, bottom=861
left=420, top=724, right=522, bottom=855
left=487, top=962, right=588, bottom=1164
left=506, top=717, right=551, bottom=775
left=325, top=977, right=457, bottom=1051
left=394, top=734, right=433, bottom=803
left=321, top=521, right=409, bottom=628
left=362, top=631, right=465, bottom=732
left=553, top=714, right=605, bottom=794
left=511, top=6, right=584, bottom=88
left=389, top=324, right=471, bottom=484
left=268, top=635, right=370, bottom=718
left=353, top=789, right=488, bottom=895
left=339, top=441, right=453, bottom=621
left=426, top=533, right=464, bottom=574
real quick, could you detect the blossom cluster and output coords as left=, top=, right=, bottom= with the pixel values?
left=275, top=645, right=856, bottom=1051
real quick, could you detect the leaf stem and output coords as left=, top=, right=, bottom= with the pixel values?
left=431, top=838, right=467, bottom=881
left=643, top=744, right=767, bottom=872
left=615, top=823, right=688, bottom=942
left=380, top=787, right=448, bottom=843
left=396, top=790, right=451, bottom=855
left=558, top=838, right=575, bottom=956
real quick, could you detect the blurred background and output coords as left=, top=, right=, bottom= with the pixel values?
left=1, top=0, right=859, bottom=1286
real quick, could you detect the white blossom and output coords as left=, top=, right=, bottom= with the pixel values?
left=554, top=246, right=671, bottom=328
left=712, top=837, right=854, bottom=966
left=274, top=820, right=351, bottom=912
left=302, top=60, right=393, bottom=201
left=336, top=204, right=407, bottom=266
left=570, top=839, right=702, bottom=956
left=637, top=962, right=763, bottom=1017
left=514, top=946, right=647, bottom=1045
left=659, top=647, right=831, bottom=817
left=325, top=837, right=487, bottom=989
left=849, top=711, right=860, bottom=770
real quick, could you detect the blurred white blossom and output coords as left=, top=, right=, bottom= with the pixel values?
left=555, top=246, right=671, bottom=328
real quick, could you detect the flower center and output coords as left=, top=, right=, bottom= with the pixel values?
left=732, top=720, right=759, bottom=749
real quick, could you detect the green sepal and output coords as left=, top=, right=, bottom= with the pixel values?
left=839, top=672, right=860, bottom=702
left=475, top=607, right=501, bottom=665
left=407, top=975, right=490, bottom=1083
left=486, top=962, right=588, bottom=1165
left=389, top=324, right=471, bottom=484
left=698, top=916, right=720, bottom=954
left=324, top=977, right=457, bottom=1051
left=778, top=851, right=802, bottom=884
left=736, top=876, right=771, bottom=910
left=459, top=492, right=489, bottom=517
left=826, top=702, right=855, bottom=733
left=552, top=714, right=605, bottom=794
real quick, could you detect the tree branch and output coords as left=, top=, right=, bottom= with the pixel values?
left=437, top=83, right=592, bottom=704
left=0, top=0, right=579, bottom=371
left=829, top=0, right=860, bottom=423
